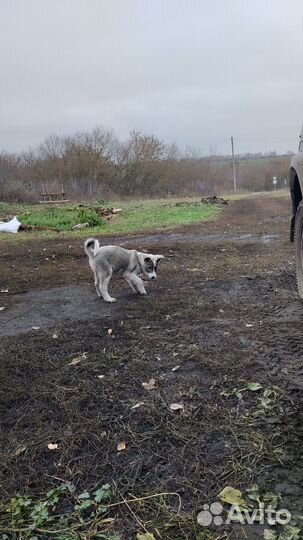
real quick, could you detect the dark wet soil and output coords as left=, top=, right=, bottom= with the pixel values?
left=1, top=196, right=303, bottom=540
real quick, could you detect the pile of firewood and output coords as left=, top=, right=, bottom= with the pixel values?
left=200, top=196, right=229, bottom=205
left=164, top=196, right=229, bottom=208
left=78, top=205, right=122, bottom=220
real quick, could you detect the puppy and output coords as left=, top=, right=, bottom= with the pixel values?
left=84, top=238, right=164, bottom=302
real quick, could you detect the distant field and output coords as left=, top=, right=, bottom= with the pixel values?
left=0, top=190, right=289, bottom=241
left=0, top=199, right=220, bottom=240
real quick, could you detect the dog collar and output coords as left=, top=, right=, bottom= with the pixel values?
left=136, top=253, right=145, bottom=274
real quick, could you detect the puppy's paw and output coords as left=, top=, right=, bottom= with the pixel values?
left=140, top=290, right=147, bottom=296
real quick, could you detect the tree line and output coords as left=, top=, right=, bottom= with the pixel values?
left=0, top=127, right=290, bottom=202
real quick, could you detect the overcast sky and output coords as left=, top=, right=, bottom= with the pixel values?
left=0, top=0, right=302, bottom=155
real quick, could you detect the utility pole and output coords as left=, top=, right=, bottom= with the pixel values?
left=231, top=136, right=237, bottom=192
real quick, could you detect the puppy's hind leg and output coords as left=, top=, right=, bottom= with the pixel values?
left=94, top=271, right=101, bottom=297
left=98, top=269, right=116, bottom=303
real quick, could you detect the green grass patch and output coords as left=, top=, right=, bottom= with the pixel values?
left=103, top=202, right=219, bottom=235
left=19, top=207, right=103, bottom=231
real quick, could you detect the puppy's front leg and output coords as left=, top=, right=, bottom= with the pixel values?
left=125, top=273, right=147, bottom=295
left=125, top=278, right=137, bottom=292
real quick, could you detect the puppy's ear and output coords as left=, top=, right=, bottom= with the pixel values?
left=155, top=255, right=165, bottom=265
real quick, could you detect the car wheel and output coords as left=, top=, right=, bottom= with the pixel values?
left=295, top=201, right=303, bottom=299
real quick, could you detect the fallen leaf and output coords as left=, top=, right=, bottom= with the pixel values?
left=172, top=365, right=180, bottom=372
left=247, top=382, right=263, bottom=391
left=47, top=443, right=58, bottom=450
left=136, top=534, right=155, bottom=540
left=246, top=323, right=254, bottom=328
left=131, top=402, right=145, bottom=410
left=142, top=378, right=156, bottom=390
left=169, top=403, right=184, bottom=411
left=117, top=441, right=126, bottom=452
left=15, top=445, right=27, bottom=456
left=219, top=486, right=248, bottom=508
left=52, top=333, right=58, bottom=339
left=32, top=326, right=40, bottom=330
left=0, top=307, right=5, bottom=311
left=69, top=356, right=82, bottom=365
left=97, top=375, right=105, bottom=379
left=0, top=289, right=8, bottom=293
left=107, top=328, right=113, bottom=336
left=69, top=353, right=87, bottom=365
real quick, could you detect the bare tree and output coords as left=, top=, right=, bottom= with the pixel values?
left=0, top=126, right=291, bottom=201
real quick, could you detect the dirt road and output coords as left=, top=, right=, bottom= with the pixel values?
left=1, top=196, right=303, bottom=539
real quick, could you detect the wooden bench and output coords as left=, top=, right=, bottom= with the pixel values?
left=40, top=192, right=69, bottom=204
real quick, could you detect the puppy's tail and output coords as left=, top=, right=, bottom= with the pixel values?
left=84, top=238, right=100, bottom=260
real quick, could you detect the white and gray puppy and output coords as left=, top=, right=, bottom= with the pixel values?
left=84, top=238, right=164, bottom=302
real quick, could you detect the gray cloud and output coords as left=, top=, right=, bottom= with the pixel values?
left=0, top=0, right=302, bottom=154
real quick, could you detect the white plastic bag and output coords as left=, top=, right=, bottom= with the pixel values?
left=0, top=216, right=21, bottom=234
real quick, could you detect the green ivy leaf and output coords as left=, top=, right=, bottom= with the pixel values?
left=94, top=484, right=111, bottom=503
left=278, top=525, right=301, bottom=540
left=78, top=491, right=91, bottom=500
left=246, top=484, right=261, bottom=503
left=75, top=499, right=92, bottom=511
left=263, top=530, right=277, bottom=540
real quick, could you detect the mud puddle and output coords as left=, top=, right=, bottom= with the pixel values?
left=0, top=284, right=128, bottom=337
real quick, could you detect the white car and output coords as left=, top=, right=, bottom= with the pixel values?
left=289, top=126, right=303, bottom=297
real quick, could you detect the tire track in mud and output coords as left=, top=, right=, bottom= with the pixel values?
left=198, top=269, right=303, bottom=538
left=254, top=271, right=303, bottom=389
left=195, top=268, right=303, bottom=390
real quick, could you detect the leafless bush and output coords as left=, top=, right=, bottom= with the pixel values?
left=0, top=127, right=290, bottom=202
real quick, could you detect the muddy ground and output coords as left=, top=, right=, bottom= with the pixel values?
left=1, top=196, right=303, bottom=539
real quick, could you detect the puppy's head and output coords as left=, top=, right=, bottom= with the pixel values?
left=138, top=253, right=164, bottom=280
